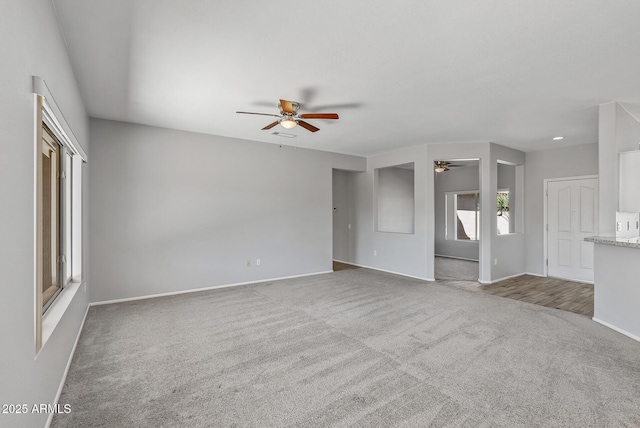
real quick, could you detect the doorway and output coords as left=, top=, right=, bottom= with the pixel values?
left=433, top=159, right=480, bottom=281
left=332, top=168, right=358, bottom=269
left=545, top=176, right=598, bottom=283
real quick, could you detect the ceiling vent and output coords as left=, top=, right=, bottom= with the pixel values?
left=271, top=132, right=296, bottom=138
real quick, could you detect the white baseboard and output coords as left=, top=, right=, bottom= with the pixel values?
left=548, top=275, right=594, bottom=285
left=46, top=303, right=90, bottom=428
left=90, top=270, right=333, bottom=306
left=434, top=254, right=479, bottom=262
left=592, top=318, right=640, bottom=343
left=333, top=259, right=434, bottom=282
left=524, top=272, right=546, bottom=277
left=480, top=272, right=527, bottom=284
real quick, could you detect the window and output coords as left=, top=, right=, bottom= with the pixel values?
left=446, top=191, right=480, bottom=241
left=40, top=125, right=66, bottom=311
left=497, top=190, right=510, bottom=235
left=497, top=161, right=520, bottom=235
left=35, top=87, right=85, bottom=352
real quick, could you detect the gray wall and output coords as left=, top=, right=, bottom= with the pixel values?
left=434, top=165, right=480, bottom=260
left=488, top=144, right=526, bottom=281
left=426, top=143, right=526, bottom=283
left=598, top=103, right=640, bottom=235
left=376, top=166, right=415, bottom=234
left=344, top=142, right=525, bottom=282
left=89, top=119, right=365, bottom=302
left=334, top=142, right=528, bottom=282
left=349, top=145, right=429, bottom=279
left=524, top=143, right=599, bottom=275
left=0, top=1, right=91, bottom=427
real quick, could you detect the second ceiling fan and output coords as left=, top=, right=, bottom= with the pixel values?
left=434, top=161, right=464, bottom=173
left=236, top=99, right=339, bottom=132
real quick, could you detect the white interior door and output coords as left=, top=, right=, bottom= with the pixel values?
left=547, top=178, right=598, bottom=282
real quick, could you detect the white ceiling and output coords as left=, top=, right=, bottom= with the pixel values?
left=52, top=0, right=640, bottom=156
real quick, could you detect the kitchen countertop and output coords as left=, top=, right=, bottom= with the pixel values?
left=585, top=236, right=640, bottom=249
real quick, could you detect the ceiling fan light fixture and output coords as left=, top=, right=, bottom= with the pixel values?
left=435, top=166, right=446, bottom=173
left=237, top=99, right=338, bottom=133
left=280, top=118, right=297, bottom=129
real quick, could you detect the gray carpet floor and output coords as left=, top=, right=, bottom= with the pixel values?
left=434, top=257, right=478, bottom=281
left=52, top=269, right=640, bottom=427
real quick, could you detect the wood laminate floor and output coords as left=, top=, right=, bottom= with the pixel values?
left=477, top=275, right=594, bottom=317
left=333, top=261, right=360, bottom=271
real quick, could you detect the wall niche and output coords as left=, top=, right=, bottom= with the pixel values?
left=375, top=163, right=415, bottom=234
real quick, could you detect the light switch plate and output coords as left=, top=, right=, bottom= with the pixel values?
left=616, top=212, right=640, bottom=238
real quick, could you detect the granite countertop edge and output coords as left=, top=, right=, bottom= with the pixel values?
left=585, top=236, right=640, bottom=249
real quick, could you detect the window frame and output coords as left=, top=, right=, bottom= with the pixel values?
left=496, top=188, right=511, bottom=236
left=445, top=190, right=480, bottom=242
left=40, top=125, right=64, bottom=312
left=35, top=92, right=84, bottom=352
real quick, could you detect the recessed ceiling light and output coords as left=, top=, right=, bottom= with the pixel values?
left=553, top=136, right=564, bottom=141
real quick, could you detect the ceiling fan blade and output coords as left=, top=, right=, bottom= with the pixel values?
left=298, top=120, right=319, bottom=133
left=280, top=99, right=294, bottom=114
left=299, top=113, right=339, bottom=119
left=261, top=121, right=279, bottom=130
left=237, top=111, right=281, bottom=118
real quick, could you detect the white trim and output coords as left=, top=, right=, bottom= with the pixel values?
left=32, top=76, right=87, bottom=162
left=333, top=259, right=434, bottom=282
left=524, top=272, right=546, bottom=277
left=444, top=189, right=480, bottom=195
left=90, top=271, right=333, bottom=306
left=480, top=272, right=527, bottom=284
left=434, top=254, right=479, bottom=262
left=37, top=282, right=82, bottom=357
left=45, top=303, right=90, bottom=428
left=547, top=275, right=593, bottom=285
left=593, top=318, right=640, bottom=343
left=543, top=174, right=600, bottom=182
left=543, top=174, right=598, bottom=278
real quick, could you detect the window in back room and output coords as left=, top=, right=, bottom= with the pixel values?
left=445, top=191, right=480, bottom=241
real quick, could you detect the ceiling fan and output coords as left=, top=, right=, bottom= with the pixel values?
left=434, top=161, right=464, bottom=173
left=236, top=99, right=339, bottom=133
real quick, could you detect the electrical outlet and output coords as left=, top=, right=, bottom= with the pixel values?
left=246, top=260, right=251, bottom=267
left=348, top=224, right=351, bottom=229
left=494, top=259, right=498, bottom=265
left=374, top=250, right=377, bottom=256
left=257, top=259, right=261, bottom=266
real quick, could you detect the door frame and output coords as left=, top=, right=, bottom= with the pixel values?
left=543, top=175, right=598, bottom=278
